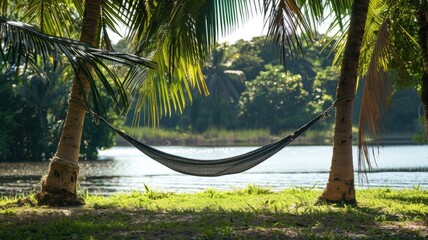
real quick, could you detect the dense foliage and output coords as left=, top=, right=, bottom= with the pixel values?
left=239, top=65, right=311, bottom=133
left=0, top=68, right=120, bottom=162
left=140, top=35, right=422, bottom=136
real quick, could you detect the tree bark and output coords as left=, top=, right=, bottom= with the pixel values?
left=417, top=4, right=428, bottom=139
left=37, top=0, right=101, bottom=206
left=320, top=0, right=370, bottom=203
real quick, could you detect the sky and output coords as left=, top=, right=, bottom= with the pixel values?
left=218, top=14, right=266, bottom=43
left=216, top=14, right=335, bottom=43
left=109, top=16, right=266, bottom=44
left=110, top=13, right=333, bottom=44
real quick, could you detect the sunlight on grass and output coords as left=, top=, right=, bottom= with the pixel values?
left=82, top=185, right=427, bottom=223
left=1, top=186, right=427, bottom=239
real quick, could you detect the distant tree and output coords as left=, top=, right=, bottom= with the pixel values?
left=158, top=35, right=347, bottom=133
left=229, top=39, right=266, bottom=81
left=312, top=65, right=340, bottom=111
left=239, top=65, right=311, bottom=134
left=204, top=43, right=245, bottom=100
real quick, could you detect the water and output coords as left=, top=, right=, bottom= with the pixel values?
left=0, top=145, right=426, bottom=197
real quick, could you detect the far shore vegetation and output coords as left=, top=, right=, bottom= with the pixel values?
left=1, top=186, right=426, bottom=239
left=117, top=126, right=419, bottom=146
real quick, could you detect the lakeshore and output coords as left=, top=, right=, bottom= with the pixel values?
left=1, top=145, right=426, bottom=197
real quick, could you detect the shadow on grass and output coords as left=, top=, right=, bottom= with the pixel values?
left=383, top=193, right=428, bottom=206
left=1, top=203, right=426, bottom=239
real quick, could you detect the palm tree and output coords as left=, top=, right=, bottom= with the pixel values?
left=319, top=0, right=428, bottom=202
left=189, top=43, right=245, bottom=130
left=299, top=0, right=425, bottom=202
left=319, top=0, right=370, bottom=203
left=1, top=0, right=154, bottom=205
left=38, top=0, right=104, bottom=204
left=204, top=43, right=245, bottom=101
left=293, top=0, right=370, bottom=202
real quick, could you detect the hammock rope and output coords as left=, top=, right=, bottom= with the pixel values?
left=97, top=104, right=334, bottom=177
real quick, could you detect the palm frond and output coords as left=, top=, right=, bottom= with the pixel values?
left=357, top=0, right=418, bottom=179
left=100, top=0, right=134, bottom=49
left=357, top=21, right=393, bottom=178
left=295, top=0, right=352, bottom=33
left=263, top=0, right=312, bottom=60
left=295, top=0, right=323, bottom=31
left=386, top=1, right=420, bottom=86
left=125, top=0, right=262, bottom=125
left=290, top=0, right=353, bottom=66
left=125, top=37, right=207, bottom=125
left=21, top=0, right=82, bottom=38
left=355, top=0, right=389, bottom=177
left=327, top=0, right=352, bottom=30
left=0, top=16, right=156, bottom=114
left=124, top=0, right=318, bottom=125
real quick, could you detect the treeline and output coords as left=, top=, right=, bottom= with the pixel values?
left=127, top=36, right=423, bottom=137
left=0, top=35, right=422, bottom=161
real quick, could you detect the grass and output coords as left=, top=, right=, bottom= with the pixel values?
left=1, top=186, right=427, bottom=239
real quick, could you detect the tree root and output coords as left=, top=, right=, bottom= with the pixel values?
left=316, top=196, right=358, bottom=207
left=35, top=189, right=84, bottom=207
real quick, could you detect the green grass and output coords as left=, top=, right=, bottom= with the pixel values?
left=1, top=186, right=427, bottom=239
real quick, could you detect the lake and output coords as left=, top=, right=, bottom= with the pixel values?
left=0, top=145, right=426, bottom=197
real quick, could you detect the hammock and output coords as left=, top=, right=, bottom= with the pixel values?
left=99, top=105, right=333, bottom=177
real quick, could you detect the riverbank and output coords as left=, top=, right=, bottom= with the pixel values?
left=116, top=127, right=419, bottom=146
left=1, top=187, right=426, bottom=239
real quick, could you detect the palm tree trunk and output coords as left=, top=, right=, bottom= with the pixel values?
left=320, top=0, right=370, bottom=203
left=37, top=0, right=101, bottom=206
left=417, top=5, right=428, bottom=138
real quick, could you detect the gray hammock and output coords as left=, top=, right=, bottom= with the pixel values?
left=99, top=105, right=333, bottom=177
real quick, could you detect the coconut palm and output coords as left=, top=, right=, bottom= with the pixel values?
left=319, top=0, right=370, bottom=203
left=293, top=0, right=368, bottom=202
left=204, top=43, right=245, bottom=101
left=319, top=0, right=428, bottom=202
left=299, top=0, right=425, bottom=202
left=339, top=0, right=427, bottom=174
left=0, top=0, right=156, bottom=205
